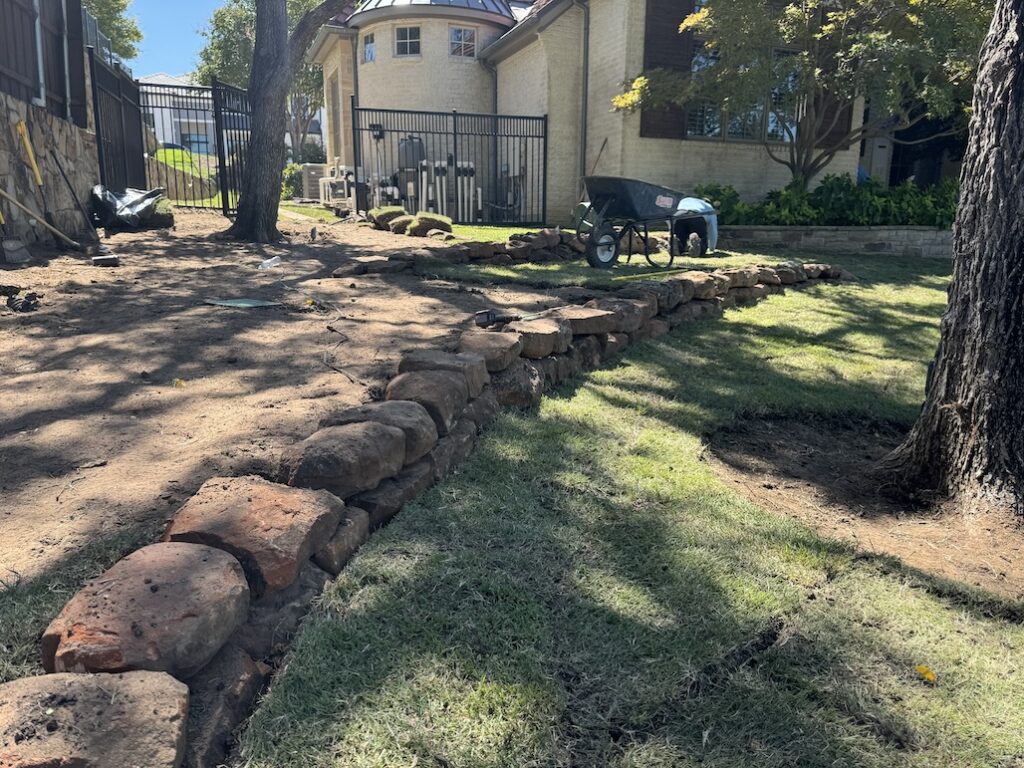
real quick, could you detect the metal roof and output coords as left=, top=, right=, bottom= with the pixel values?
left=351, top=0, right=516, bottom=20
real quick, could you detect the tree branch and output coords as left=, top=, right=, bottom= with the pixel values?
left=288, top=0, right=355, bottom=71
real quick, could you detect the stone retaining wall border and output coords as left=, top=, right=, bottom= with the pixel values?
left=718, top=224, right=952, bottom=260
left=0, top=259, right=846, bottom=767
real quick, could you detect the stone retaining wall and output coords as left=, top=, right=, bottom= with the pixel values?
left=0, top=259, right=845, bottom=767
left=0, top=92, right=99, bottom=244
left=719, top=225, right=952, bottom=259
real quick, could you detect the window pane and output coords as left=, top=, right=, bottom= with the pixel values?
left=450, top=27, right=476, bottom=57
left=726, top=103, right=765, bottom=140
left=767, top=50, right=799, bottom=143
left=688, top=44, right=721, bottom=138
left=396, top=27, right=419, bottom=55
left=363, top=34, right=375, bottom=63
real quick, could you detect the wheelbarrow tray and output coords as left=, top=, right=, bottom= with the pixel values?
left=583, top=176, right=696, bottom=222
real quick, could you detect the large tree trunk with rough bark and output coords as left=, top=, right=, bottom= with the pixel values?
left=224, top=0, right=349, bottom=241
left=225, top=0, right=290, bottom=242
left=884, top=0, right=1024, bottom=513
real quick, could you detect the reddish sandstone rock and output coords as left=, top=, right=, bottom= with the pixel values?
left=646, top=319, right=671, bottom=338
left=0, top=671, right=188, bottom=768
left=599, top=332, right=630, bottom=358
left=612, top=290, right=658, bottom=320
left=718, top=267, right=760, bottom=288
left=351, top=461, right=434, bottom=529
left=185, top=644, right=268, bottom=768
left=398, top=349, right=490, bottom=398
left=542, top=305, right=618, bottom=335
left=459, top=330, right=523, bottom=372
left=313, top=507, right=371, bottom=575
left=574, top=335, right=604, bottom=371
left=584, top=297, right=644, bottom=333
left=491, top=359, right=544, bottom=409
left=504, top=318, right=571, bottom=359
left=319, top=400, right=438, bottom=465
left=756, top=266, right=782, bottom=286
left=462, top=387, right=500, bottom=431
left=230, top=562, right=329, bottom=661
left=427, top=418, right=478, bottom=482
left=385, top=370, right=469, bottom=436
left=279, top=422, right=406, bottom=499
left=42, top=542, right=249, bottom=678
left=668, top=271, right=718, bottom=300
left=164, top=476, right=343, bottom=596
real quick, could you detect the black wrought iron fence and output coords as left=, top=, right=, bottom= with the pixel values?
left=89, top=48, right=145, bottom=192
left=351, top=101, right=548, bottom=226
left=139, top=78, right=251, bottom=216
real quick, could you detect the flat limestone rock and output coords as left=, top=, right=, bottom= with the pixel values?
left=542, top=305, right=618, bottom=335
left=398, top=349, right=490, bottom=398
left=319, top=400, right=438, bottom=465
left=385, top=370, right=469, bottom=436
left=185, top=644, right=268, bottom=768
left=611, top=290, right=658, bottom=321
left=600, top=332, right=630, bottom=358
left=458, top=330, right=523, bottom=372
left=574, top=335, right=603, bottom=371
left=313, top=507, right=371, bottom=575
left=504, top=319, right=571, bottom=359
left=279, top=422, right=406, bottom=500
left=667, top=271, right=718, bottom=300
left=164, top=476, right=344, bottom=596
left=0, top=671, right=188, bottom=768
left=42, top=542, right=249, bottom=678
left=351, top=461, right=433, bottom=529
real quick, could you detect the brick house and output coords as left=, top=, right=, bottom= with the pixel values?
left=308, top=0, right=863, bottom=225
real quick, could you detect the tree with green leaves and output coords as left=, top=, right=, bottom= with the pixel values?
left=83, top=0, right=142, bottom=59
left=615, top=0, right=991, bottom=189
left=195, top=0, right=325, bottom=161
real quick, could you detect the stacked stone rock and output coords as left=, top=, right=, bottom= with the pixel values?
left=0, top=259, right=840, bottom=767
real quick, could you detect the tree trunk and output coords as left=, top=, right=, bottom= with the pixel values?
left=883, top=0, right=1024, bottom=513
left=225, top=0, right=290, bottom=242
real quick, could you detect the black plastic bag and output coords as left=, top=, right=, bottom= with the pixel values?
left=90, top=186, right=169, bottom=230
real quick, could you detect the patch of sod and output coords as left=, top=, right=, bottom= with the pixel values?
left=280, top=203, right=343, bottom=223
left=236, top=255, right=1024, bottom=768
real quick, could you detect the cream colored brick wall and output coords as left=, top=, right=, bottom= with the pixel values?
left=356, top=17, right=503, bottom=113
left=320, top=35, right=357, bottom=166
left=590, top=0, right=862, bottom=197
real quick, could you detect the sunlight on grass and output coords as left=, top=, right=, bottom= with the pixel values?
left=238, top=253, right=1024, bottom=768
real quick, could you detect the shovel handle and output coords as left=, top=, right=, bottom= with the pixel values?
left=0, top=188, right=80, bottom=250
left=17, top=122, right=44, bottom=187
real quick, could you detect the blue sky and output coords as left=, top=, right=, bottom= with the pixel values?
left=126, top=0, right=222, bottom=77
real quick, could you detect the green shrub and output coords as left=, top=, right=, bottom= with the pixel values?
left=389, top=215, right=416, bottom=234
left=367, top=206, right=408, bottom=230
left=754, top=184, right=818, bottom=225
left=300, top=142, right=327, bottom=164
left=694, top=177, right=958, bottom=228
left=281, top=163, right=303, bottom=200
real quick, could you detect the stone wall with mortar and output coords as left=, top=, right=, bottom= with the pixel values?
left=719, top=225, right=953, bottom=259
left=1, top=91, right=99, bottom=245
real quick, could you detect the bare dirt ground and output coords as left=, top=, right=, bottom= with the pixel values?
left=0, top=212, right=558, bottom=582
left=709, top=418, right=1024, bottom=601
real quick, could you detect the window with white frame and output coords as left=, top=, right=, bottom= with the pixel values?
left=395, top=26, right=421, bottom=56
left=449, top=26, right=476, bottom=57
left=363, top=33, right=376, bottom=63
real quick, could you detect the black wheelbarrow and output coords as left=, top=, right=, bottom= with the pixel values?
left=572, top=176, right=719, bottom=269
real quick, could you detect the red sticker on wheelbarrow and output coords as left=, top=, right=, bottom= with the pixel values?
left=656, top=195, right=674, bottom=208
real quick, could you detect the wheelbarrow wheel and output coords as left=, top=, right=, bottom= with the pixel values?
left=586, top=222, right=620, bottom=269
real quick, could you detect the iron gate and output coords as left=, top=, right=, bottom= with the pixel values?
left=88, top=48, right=146, bottom=192
left=139, top=77, right=251, bottom=216
left=351, top=101, right=548, bottom=226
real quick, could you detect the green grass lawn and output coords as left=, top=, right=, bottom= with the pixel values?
left=154, top=147, right=216, bottom=179
left=237, top=254, right=1024, bottom=767
left=280, top=202, right=344, bottom=223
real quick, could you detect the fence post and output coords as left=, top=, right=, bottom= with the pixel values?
left=451, top=110, right=459, bottom=223
left=211, top=76, right=230, bottom=217
left=542, top=114, right=549, bottom=226
left=86, top=45, right=106, bottom=187
left=350, top=94, right=365, bottom=213
left=116, top=65, right=131, bottom=191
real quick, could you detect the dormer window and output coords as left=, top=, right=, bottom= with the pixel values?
left=363, top=33, right=376, bottom=63
left=395, top=26, right=421, bottom=57
left=449, top=26, right=476, bottom=58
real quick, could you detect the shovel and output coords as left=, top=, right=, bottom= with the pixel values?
left=0, top=207, right=31, bottom=264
